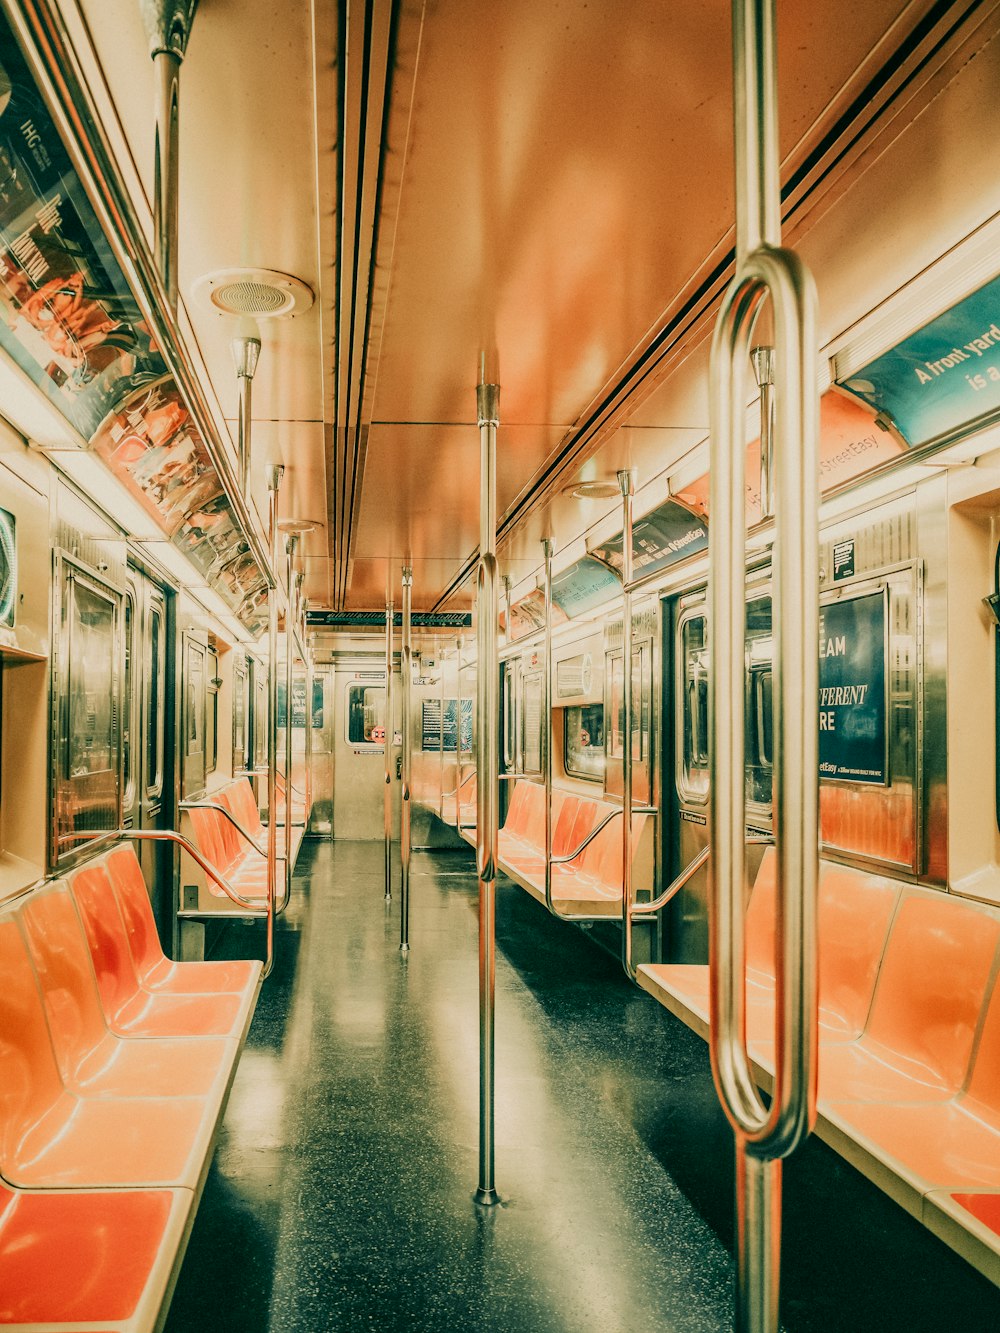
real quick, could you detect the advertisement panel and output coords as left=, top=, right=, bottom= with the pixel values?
left=818, top=591, right=887, bottom=785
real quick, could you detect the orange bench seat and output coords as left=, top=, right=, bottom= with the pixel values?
left=462, top=778, right=652, bottom=917
left=636, top=849, right=1000, bottom=1287
left=0, top=843, right=261, bottom=1328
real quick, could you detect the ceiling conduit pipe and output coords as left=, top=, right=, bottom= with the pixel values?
left=475, top=373, right=500, bottom=1208
left=707, top=1, right=819, bottom=1328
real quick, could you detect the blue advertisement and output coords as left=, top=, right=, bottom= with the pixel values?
left=551, top=556, right=620, bottom=618
left=818, top=592, right=887, bottom=785
left=589, top=499, right=708, bottom=580
left=838, top=274, right=1000, bottom=445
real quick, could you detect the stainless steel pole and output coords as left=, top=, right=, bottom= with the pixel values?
left=618, top=470, right=636, bottom=980
left=384, top=596, right=394, bottom=903
left=304, top=612, right=314, bottom=831
left=475, top=375, right=500, bottom=1207
left=707, top=4, right=819, bottom=1330
left=264, top=463, right=283, bottom=978
left=280, top=534, right=298, bottom=914
left=231, top=335, right=260, bottom=501
left=542, top=537, right=555, bottom=912
left=138, top=0, right=199, bottom=310
left=752, top=346, right=775, bottom=521
left=400, top=567, right=413, bottom=952
left=455, top=638, right=464, bottom=830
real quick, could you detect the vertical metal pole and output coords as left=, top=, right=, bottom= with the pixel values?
left=707, top=5, right=819, bottom=1331
left=263, top=463, right=283, bottom=978
left=384, top=596, right=394, bottom=903
left=151, top=49, right=180, bottom=311
left=280, top=534, right=298, bottom=913
left=542, top=538, right=555, bottom=912
left=752, top=346, right=775, bottom=521
left=438, top=645, right=447, bottom=822
left=303, top=612, right=314, bottom=830
left=232, top=335, right=261, bottom=500
left=400, top=567, right=413, bottom=952
left=475, top=375, right=500, bottom=1207
left=455, top=638, right=464, bottom=829
left=139, top=1, right=199, bottom=312
left=618, top=470, right=636, bottom=978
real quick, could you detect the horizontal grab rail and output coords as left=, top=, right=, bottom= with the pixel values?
left=113, top=829, right=265, bottom=910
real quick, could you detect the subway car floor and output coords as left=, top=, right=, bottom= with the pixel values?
left=164, top=840, right=1000, bottom=1333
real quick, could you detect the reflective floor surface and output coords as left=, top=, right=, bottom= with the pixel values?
left=165, top=840, right=1000, bottom=1332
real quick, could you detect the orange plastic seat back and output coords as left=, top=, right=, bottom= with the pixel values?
left=67, top=864, right=143, bottom=1023
left=552, top=797, right=580, bottom=856
left=504, top=782, right=530, bottom=835
left=18, top=886, right=109, bottom=1086
left=745, top=849, right=778, bottom=982
left=211, top=793, right=242, bottom=868
left=815, top=864, right=899, bottom=1037
left=104, top=844, right=164, bottom=981
left=580, top=806, right=618, bottom=877
left=0, top=919, right=68, bottom=1173
left=187, top=806, right=231, bottom=889
left=520, top=784, right=545, bottom=851
left=593, top=812, right=646, bottom=891
left=966, top=974, right=1000, bottom=1114
left=231, top=778, right=264, bottom=839
left=867, top=894, right=1000, bottom=1092
left=562, top=801, right=599, bottom=866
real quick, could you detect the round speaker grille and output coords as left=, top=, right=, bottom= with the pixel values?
left=212, top=279, right=291, bottom=316
left=192, top=268, right=315, bottom=319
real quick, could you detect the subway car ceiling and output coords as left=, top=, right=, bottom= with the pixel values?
left=2, top=0, right=999, bottom=630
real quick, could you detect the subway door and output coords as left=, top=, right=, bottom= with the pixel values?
left=333, top=664, right=389, bottom=839
left=122, top=566, right=174, bottom=945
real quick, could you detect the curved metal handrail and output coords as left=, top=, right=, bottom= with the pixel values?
left=628, top=833, right=772, bottom=922
left=442, top=767, right=477, bottom=801
left=178, top=800, right=287, bottom=862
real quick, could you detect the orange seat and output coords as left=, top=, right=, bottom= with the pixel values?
left=68, top=863, right=248, bottom=1039
left=104, top=844, right=261, bottom=995
left=19, top=883, right=237, bottom=1099
left=0, top=919, right=211, bottom=1189
left=816, top=893, right=999, bottom=1103
left=827, top=955, right=1000, bottom=1191
left=0, top=1181, right=191, bottom=1328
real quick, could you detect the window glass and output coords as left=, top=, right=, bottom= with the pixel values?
left=522, top=672, right=542, bottom=774
left=146, top=604, right=163, bottom=794
left=122, top=590, right=134, bottom=804
left=678, top=614, right=709, bottom=799
left=206, top=649, right=219, bottom=774
left=564, top=703, right=604, bottom=781
left=69, top=579, right=116, bottom=777
left=186, top=644, right=204, bottom=758
left=745, top=596, right=773, bottom=808
left=347, top=684, right=386, bottom=745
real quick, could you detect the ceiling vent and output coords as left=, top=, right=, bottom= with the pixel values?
left=192, top=268, right=314, bottom=319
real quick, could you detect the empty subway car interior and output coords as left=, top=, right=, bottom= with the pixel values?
left=3, top=0, right=1000, bottom=1330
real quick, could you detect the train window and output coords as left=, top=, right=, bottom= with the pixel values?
left=206, top=649, right=219, bottom=774
left=522, top=671, right=542, bottom=774
left=501, top=662, right=516, bottom=769
left=145, top=601, right=164, bottom=797
left=565, top=703, right=604, bottom=781
left=233, top=659, right=248, bottom=769
left=347, top=683, right=386, bottom=746
left=745, top=596, right=773, bottom=809
left=678, top=613, right=709, bottom=801
left=122, top=588, right=135, bottom=808
left=608, top=649, right=645, bottom=761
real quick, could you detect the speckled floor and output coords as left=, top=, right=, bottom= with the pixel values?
left=164, top=840, right=1000, bottom=1333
